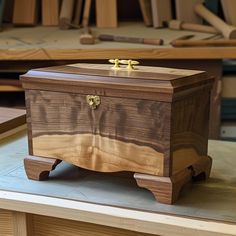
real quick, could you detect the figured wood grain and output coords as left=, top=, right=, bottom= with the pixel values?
left=0, top=209, right=13, bottom=236
left=12, top=212, right=34, bottom=236
left=135, top=155, right=211, bottom=204
left=171, top=88, right=211, bottom=174
left=13, top=0, right=39, bottom=25
left=135, top=168, right=192, bottom=204
left=33, top=214, right=153, bottom=236
left=96, top=0, right=117, bottom=28
left=27, top=90, right=169, bottom=176
left=32, top=134, right=165, bottom=175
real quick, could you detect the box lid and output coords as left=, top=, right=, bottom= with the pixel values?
left=21, top=63, right=214, bottom=102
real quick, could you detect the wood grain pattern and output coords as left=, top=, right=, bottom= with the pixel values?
left=0, top=107, right=26, bottom=135
left=42, top=0, right=59, bottom=26
left=0, top=209, right=13, bottom=236
left=13, top=0, right=39, bottom=25
left=171, top=88, right=211, bottom=174
left=135, top=155, right=212, bottom=204
left=12, top=212, right=34, bottom=236
left=27, top=90, right=169, bottom=176
left=33, top=214, right=153, bottom=236
left=24, top=156, right=61, bottom=180
left=96, top=0, right=117, bottom=28
left=32, top=134, right=165, bottom=175
left=135, top=168, right=191, bottom=204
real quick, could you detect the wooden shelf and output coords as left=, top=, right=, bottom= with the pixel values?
left=0, top=22, right=236, bottom=60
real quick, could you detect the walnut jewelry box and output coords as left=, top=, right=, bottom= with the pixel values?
left=21, top=60, right=214, bottom=204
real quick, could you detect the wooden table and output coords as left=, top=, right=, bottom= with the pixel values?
left=0, top=131, right=236, bottom=236
left=0, top=22, right=233, bottom=138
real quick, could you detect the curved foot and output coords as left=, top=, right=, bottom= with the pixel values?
left=134, top=169, right=191, bottom=204
left=24, top=155, right=61, bottom=180
left=192, top=155, right=212, bottom=181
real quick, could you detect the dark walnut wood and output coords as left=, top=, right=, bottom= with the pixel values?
left=24, top=155, right=61, bottom=180
left=21, top=63, right=214, bottom=204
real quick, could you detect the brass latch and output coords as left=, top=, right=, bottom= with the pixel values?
left=86, top=95, right=101, bottom=110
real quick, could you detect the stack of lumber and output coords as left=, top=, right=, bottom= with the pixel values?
left=0, top=107, right=26, bottom=140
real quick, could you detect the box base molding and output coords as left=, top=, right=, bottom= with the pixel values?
left=23, top=155, right=212, bottom=204
left=134, top=155, right=212, bottom=204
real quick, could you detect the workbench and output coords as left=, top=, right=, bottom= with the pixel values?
left=0, top=22, right=233, bottom=138
left=0, top=130, right=236, bottom=236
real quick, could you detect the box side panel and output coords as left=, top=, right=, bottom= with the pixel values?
left=27, top=90, right=171, bottom=176
left=171, top=87, right=211, bottom=175
left=25, top=90, right=33, bottom=155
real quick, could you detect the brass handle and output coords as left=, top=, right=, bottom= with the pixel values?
left=86, top=95, right=101, bottom=109
left=120, top=59, right=139, bottom=70
left=109, top=58, right=121, bottom=69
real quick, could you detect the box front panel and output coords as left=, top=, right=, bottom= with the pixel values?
left=27, top=90, right=171, bottom=176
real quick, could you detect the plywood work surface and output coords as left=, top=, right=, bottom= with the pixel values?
left=0, top=22, right=236, bottom=60
left=0, top=132, right=236, bottom=225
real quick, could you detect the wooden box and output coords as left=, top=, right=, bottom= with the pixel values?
left=21, top=63, right=214, bottom=204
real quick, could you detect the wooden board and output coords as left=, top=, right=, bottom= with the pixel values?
left=59, top=0, right=74, bottom=29
left=221, top=0, right=236, bottom=26
left=0, top=210, right=13, bottom=236
left=82, top=0, right=92, bottom=27
left=96, top=0, right=117, bottom=28
left=151, top=0, right=172, bottom=28
left=42, top=0, right=59, bottom=26
left=73, top=0, right=83, bottom=25
left=13, top=0, right=39, bottom=25
left=175, top=0, right=204, bottom=24
left=0, top=107, right=26, bottom=139
left=139, top=0, right=153, bottom=26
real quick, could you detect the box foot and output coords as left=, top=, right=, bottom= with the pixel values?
left=24, top=155, right=61, bottom=180
left=134, top=155, right=212, bottom=204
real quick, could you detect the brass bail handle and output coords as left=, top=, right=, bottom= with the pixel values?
left=109, top=59, right=139, bottom=70
left=86, top=95, right=101, bottom=109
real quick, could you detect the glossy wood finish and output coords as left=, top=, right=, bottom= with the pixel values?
left=22, top=63, right=214, bottom=204
left=135, top=155, right=212, bottom=204
left=24, top=156, right=61, bottom=180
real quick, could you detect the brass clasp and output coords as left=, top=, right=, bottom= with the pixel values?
left=86, top=95, right=101, bottom=110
